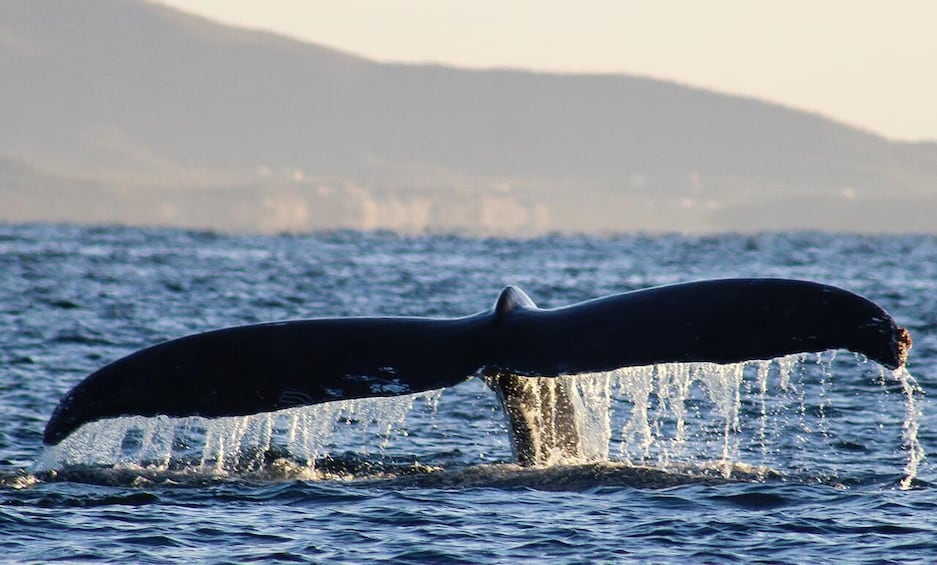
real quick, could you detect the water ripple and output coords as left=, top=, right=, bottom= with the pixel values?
left=1, top=225, right=936, bottom=563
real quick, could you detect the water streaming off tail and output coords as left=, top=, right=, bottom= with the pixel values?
left=561, top=354, right=924, bottom=485
left=36, top=393, right=437, bottom=478
left=896, top=367, right=925, bottom=489
left=36, top=355, right=923, bottom=485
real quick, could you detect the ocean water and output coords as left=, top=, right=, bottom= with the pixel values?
left=1, top=223, right=936, bottom=563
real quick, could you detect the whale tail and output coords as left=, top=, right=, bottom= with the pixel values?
left=43, top=279, right=910, bottom=453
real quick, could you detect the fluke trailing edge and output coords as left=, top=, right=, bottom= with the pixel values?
left=43, top=279, right=912, bottom=463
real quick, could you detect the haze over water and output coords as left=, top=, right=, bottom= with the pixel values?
left=4, top=1, right=937, bottom=234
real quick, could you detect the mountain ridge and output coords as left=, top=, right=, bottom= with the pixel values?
left=2, top=0, right=935, bottom=233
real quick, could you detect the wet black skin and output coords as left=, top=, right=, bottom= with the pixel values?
left=44, top=278, right=910, bottom=465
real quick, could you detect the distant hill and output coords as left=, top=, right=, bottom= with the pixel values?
left=2, top=0, right=936, bottom=233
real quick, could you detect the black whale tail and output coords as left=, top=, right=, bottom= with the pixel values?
left=43, top=279, right=911, bottom=447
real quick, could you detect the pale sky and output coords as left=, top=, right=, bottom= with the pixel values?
left=157, top=0, right=937, bottom=141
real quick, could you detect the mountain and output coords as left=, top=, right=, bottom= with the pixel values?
left=2, top=0, right=936, bottom=233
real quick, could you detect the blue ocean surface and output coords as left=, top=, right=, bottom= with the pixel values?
left=1, top=223, right=936, bottom=563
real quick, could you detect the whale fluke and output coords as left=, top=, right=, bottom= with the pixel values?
left=43, top=279, right=911, bottom=447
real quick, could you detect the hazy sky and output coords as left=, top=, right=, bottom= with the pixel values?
left=157, top=0, right=937, bottom=142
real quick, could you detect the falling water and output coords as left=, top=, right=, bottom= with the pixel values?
left=896, top=367, right=925, bottom=489
left=35, top=356, right=924, bottom=485
left=562, top=355, right=924, bottom=484
left=604, top=359, right=796, bottom=477
left=36, top=395, right=421, bottom=478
